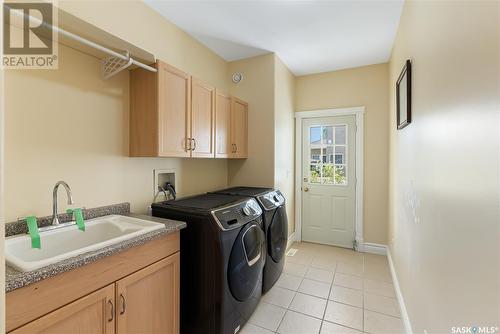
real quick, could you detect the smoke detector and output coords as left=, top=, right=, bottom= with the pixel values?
left=232, top=73, right=243, bottom=83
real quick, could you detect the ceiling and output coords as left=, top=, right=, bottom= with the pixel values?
left=145, top=1, right=404, bottom=76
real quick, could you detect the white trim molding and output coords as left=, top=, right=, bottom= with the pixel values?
left=294, top=107, right=365, bottom=249
left=387, top=247, right=413, bottom=334
left=286, top=232, right=296, bottom=250
left=362, top=242, right=387, bottom=255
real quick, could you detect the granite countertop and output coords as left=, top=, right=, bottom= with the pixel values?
left=5, top=204, right=186, bottom=293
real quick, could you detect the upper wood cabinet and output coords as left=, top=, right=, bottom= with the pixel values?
left=158, top=64, right=191, bottom=157
left=130, top=61, right=191, bottom=157
left=215, top=90, right=232, bottom=158
left=11, top=284, right=115, bottom=334
left=116, top=253, right=180, bottom=334
left=191, top=79, right=215, bottom=158
left=215, top=94, right=248, bottom=159
left=230, top=97, right=249, bottom=159
left=130, top=60, right=247, bottom=159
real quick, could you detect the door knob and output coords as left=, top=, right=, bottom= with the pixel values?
left=303, top=187, right=309, bottom=192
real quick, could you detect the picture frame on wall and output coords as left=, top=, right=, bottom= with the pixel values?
left=396, top=59, right=412, bottom=130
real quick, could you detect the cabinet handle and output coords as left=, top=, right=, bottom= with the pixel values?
left=192, top=138, right=197, bottom=151
left=120, top=294, right=126, bottom=315
left=108, top=300, right=114, bottom=322
left=234, top=144, right=238, bottom=153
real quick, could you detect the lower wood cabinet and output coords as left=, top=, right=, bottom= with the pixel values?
left=7, top=233, right=181, bottom=334
left=116, top=254, right=180, bottom=334
left=10, top=253, right=180, bottom=334
left=11, top=284, right=115, bottom=334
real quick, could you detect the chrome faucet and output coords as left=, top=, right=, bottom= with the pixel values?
left=52, top=181, right=74, bottom=226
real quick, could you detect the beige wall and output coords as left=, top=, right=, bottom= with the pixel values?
left=388, top=1, right=500, bottom=332
left=228, top=54, right=276, bottom=188
left=295, top=64, right=390, bottom=244
left=274, top=57, right=295, bottom=235
left=4, top=1, right=230, bottom=222
left=227, top=54, right=296, bottom=236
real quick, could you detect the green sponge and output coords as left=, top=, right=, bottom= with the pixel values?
left=26, top=216, right=41, bottom=249
left=67, top=208, right=85, bottom=231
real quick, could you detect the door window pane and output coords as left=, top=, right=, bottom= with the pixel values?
left=334, top=165, right=347, bottom=185
left=307, top=124, right=348, bottom=186
left=310, top=164, right=321, bottom=183
left=322, top=164, right=334, bottom=184
left=310, top=127, right=321, bottom=145
left=334, top=146, right=345, bottom=164
left=324, top=146, right=334, bottom=163
left=323, top=126, right=333, bottom=145
left=335, top=125, right=346, bottom=145
left=310, top=148, right=321, bottom=164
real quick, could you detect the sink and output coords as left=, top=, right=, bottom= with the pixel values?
left=5, top=215, right=165, bottom=272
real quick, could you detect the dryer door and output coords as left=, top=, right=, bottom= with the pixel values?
left=228, top=221, right=265, bottom=302
left=268, top=206, right=288, bottom=263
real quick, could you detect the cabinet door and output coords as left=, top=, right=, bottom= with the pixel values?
left=116, top=253, right=180, bottom=334
left=158, top=62, right=191, bottom=157
left=191, top=78, right=215, bottom=158
left=215, top=90, right=231, bottom=158
left=231, top=97, right=248, bottom=159
left=11, top=285, right=115, bottom=334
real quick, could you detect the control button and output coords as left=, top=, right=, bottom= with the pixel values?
left=273, top=195, right=280, bottom=203
left=242, top=206, right=251, bottom=216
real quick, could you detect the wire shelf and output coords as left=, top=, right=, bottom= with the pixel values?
left=101, top=51, right=134, bottom=79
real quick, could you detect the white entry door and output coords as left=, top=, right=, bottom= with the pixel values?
left=301, top=115, right=356, bottom=248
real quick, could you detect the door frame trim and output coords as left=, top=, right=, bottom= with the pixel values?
left=294, top=106, right=365, bottom=250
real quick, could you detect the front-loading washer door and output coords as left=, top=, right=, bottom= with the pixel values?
left=228, top=221, right=265, bottom=302
left=268, top=206, right=288, bottom=263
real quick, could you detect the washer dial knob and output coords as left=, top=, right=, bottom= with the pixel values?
left=242, top=206, right=251, bottom=216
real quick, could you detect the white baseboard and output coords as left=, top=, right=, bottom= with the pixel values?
left=286, top=232, right=296, bottom=250
left=387, top=247, right=413, bottom=334
left=363, top=242, right=387, bottom=255
left=355, top=238, right=364, bottom=252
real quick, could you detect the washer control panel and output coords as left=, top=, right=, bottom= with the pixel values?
left=257, top=190, right=285, bottom=210
left=212, top=199, right=262, bottom=230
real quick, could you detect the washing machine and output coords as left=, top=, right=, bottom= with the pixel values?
left=151, top=193, right=265, bottom=334
left=211, top=187, right=288, bottom=294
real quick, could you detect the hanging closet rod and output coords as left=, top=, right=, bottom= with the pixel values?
left=8, top=5, right=157, bottom=73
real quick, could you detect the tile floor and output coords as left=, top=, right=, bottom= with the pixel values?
left=241, top=242, right=404, bottom=334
